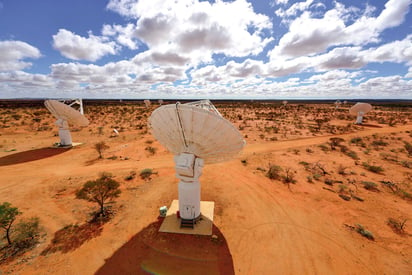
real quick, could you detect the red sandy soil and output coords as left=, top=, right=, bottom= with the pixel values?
left=0, top=101, right=411, bottom=274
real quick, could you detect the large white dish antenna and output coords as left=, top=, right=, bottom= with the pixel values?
left=144, top=99, right=151, bottom=108
left=349, top=102, right=372, bottom=124
left=149, top=100, right=245, bottom=224
left=149, top=101, right=244, bottom=164
left=44, top=99, right=89, bottom=146
left=45, top=100, right=89, bottom=126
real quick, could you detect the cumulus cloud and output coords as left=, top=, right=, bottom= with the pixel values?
left=0, top=41, right=41, bottom=71
left=0, top=70, right=52, bottom=87
left=52, top=29, right=119, bottom=61
left=133, top=50, right=190, bottom=66
left=102, top=23, right=138, bottom=50
left=108, top=0, right=273, bottom=62
left=365, top=35, right=412, bottom=65
left=270, top=0, right=411, bottom=60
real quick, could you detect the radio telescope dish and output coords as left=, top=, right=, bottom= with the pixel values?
left=44, top=99, right=89, bottom=146
left=334, top=100, right=341, bottom=109
left=349, top=102, right=372, bottom=124
left=149, top=100, right=245, bottom=226
left=282, top=100, right=288, bottom=106
left=144, top=99, right=151, bottom=108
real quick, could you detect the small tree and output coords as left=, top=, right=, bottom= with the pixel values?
left=76, top=172, right=121, bottom=217
left=329, top=137, right=344, bottom=150
left=0, top=202, right=21, bottom=245
left=95, top=141, right=110, bottom=159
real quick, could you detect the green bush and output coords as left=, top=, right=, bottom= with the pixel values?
left=266, top=165, right=283, bottom=180
left=345, top=150, right=359, bottom=160
left=140, top=168, right=154, bottom=181
left=145, top=146, right=157, bottom=155
left=361, top=181, right=379, bottom=192
left=355, top=224, right=374, bottom=240
left=362, top=163, right=384, bottom=174
left=404, top=141, right=412, bottom=156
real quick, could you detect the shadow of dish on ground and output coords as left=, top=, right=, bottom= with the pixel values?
left=357, top=123, right=383, bottom=128
left=0, top=147, right=70, bottom=166
left=95, top=219, right=234, bottom=275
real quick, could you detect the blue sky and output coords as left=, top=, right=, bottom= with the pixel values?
left=0, top=0, right=411, bottom=99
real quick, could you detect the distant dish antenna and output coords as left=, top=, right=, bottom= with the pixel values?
left=44, top=99, right=89, bottom=146
left=282, top=100, right=288, bottom=106
left=149, top=100, right=245, bottom=225
left=349, top=102, right=372, bottom=124
left=144, top=99, right=151, bottom=108
left=158, top=99, right=164, bottom=105
left=334, top=100, right=341, bottom=109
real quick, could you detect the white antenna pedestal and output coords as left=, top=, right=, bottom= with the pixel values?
left=174, top=153, right=204, bottom=220
left=356, top=112, right=364, bottom=124
left=56, top=119, right=72, bottom=146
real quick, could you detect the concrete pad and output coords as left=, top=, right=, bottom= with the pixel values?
left=159, top=200, right=214, bottom=235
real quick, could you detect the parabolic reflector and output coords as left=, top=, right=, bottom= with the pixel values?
left=149, top=102, right=245, bottom=164
left=44, top=100, right=89, bottom=126
left=349, top=102, right=372, bottom=115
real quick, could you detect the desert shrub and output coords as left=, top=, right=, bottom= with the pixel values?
left=145, top=146, right=157, bottom=155
left=282, top=168, right=296, bottom=184
left=11, top=114, right=21, bottom=120
left=350, top=137, right=363, bottom=144
left=345, top=150, right=359, bottom=160
left=355, top=224, right=375, bottom=240
left=387, top=218, right=407, bottom=234
left=299, top=161, right=310, bottom=168
left=329, top=137, right=345, bottom=150
left=0, top=202, right=21, bottom=245
left=361, top=181, right=379, bottom=192
left=313, top=174, right=322, bottom=181
left=350, top=137, right=366, bottom=147
left=371, top=140, right=388, bottom=147
left=306, top=148, right=314, bottom=154
left=396, top=189, right=412, bottom=200
left=400, top=160, right=412, bottom=168
left=339, top=194, right=351, bottom=201
left=240, top=159, right=247, bottom=166
left=404, top=141, right=412, bottom=157
left=266, top=165, right=283, bottom=180
left=95, top=141, right=110, bottom=159
left=307, top=176, right=313, bottom=183
left=337, top=165, right=348, bottom=175
left=124, top=171, right=136, bottom=181
left=318, top=144, right=330, bottom=152
left=362, top=163, right=384, bottom=174
left=13, top=217, right=41, bottom=249
left=76, top=172, right=121, bottom=217
left=338, top=184, right=348, bottom=193
left=324, top=178, right=334, bottom=186
left=140, top=168, right=154, bottom=181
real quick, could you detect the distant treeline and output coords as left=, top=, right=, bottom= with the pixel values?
left=0, top=98, right=411, bottom=108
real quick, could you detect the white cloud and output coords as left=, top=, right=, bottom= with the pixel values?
left=108, top=0, right=273, bottom=62
left=102, top=23, right=138, bottom=50
left=52, top=29, right=119, bottom=61
left=275, top=0, right=314, bottom=18
left=270, top=0, right=411, bottom=60
left=0, top=70, right=52, bottom=87
left=365, top=35, right=412, bottom=65
left=133, top=50, right=190, bottom=66
left=0, top=41, right=41, bottom=71
left=406, top=67, right=412, bottom=78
